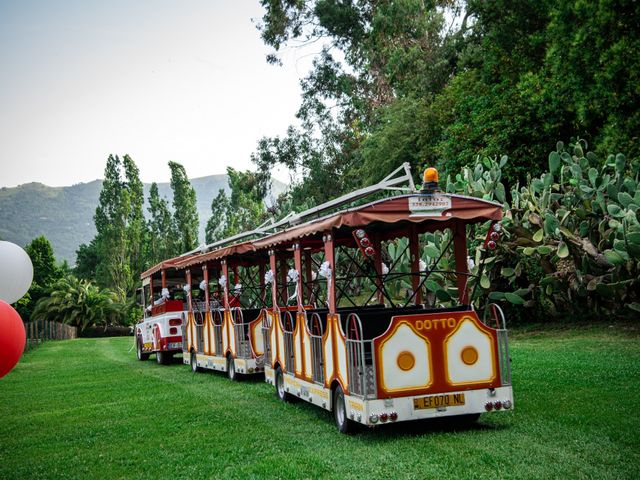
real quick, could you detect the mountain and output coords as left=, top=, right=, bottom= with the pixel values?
left=0, top=175, right=286, bottom=264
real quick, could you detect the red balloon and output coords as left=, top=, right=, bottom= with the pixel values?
left=0, top=300, right=26, bottom=378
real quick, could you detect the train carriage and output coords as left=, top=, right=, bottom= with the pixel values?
left=136, top=256, right=187, bottom=364
left=253, top=165, right=513, bottom=432
left=175, top=242, right=267, bottom=378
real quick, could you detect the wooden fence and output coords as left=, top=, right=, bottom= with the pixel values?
left=24, top=320, right=77, bottom=352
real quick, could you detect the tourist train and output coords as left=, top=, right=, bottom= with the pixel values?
left=136, top=164, right=514, bottom=432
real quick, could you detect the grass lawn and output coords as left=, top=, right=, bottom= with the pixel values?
left=1, top=326, right=639, bottom=479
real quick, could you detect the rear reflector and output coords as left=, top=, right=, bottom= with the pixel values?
left=169, top=327, right=178, bottom=335
left=493, top=401, right=503, bottom=410
left=485, top=402, right=494, bottom=411
left=380, top=413, right=389, bottom=423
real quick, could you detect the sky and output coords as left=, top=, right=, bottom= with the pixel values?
left=0, top=0, right=312, bottom=188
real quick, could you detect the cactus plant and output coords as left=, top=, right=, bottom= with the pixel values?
left=453, top=141, right=639, bottom=320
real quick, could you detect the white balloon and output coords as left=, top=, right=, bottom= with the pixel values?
left=0, top=241, right=34, bottom=304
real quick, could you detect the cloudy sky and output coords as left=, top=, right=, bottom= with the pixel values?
left=0, top=0, right=311, bottom=188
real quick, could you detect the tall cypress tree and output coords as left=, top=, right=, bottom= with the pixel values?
left=93, top=154, right=147, bottom=299
left=205, top=188, right=230, bottom=244
left=123, top=155, right=145, bottom=278
left=95, top=155, right=129, bottom=298
left=147, top=182, right=176, bottom=264
left=168, top=161, right=199, bottom=253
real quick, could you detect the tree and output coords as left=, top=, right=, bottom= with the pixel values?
left=204, top=168, right=269, bottom=243
left=93, top=154, right=147, bottom=299
left=31, top=275, right=122, bottom=330
left=254, top=0, right=639, bottom=191
left=123, top=155, right=146, bottom=280
left=169, top=161, right=199, bottom=253
left=537, top=0, right=640, bottom=161
left=94, top=155, right=129, bottom=297
left=74, top=239, right=100, bottom=281
left=254, top=0, right=463, bottom=199
left=146, top=182, right=177, bottom=264
left=205, top=189, right=230, bottom=243
left=15, top=236, right=62, bottom=321
left=26, top=236, right=59, bottom=287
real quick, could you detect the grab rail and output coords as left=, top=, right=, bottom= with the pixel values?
left=261, top=308, right=272, bottom=365
left=281, top=310, right=295, bottom=373
left=344, top=313, right=376, bottom=398
left=483, top=303, right=511, bottom=386
left=307, top=312, right=325, bottom=384
left=483, top=302, right=506, bottom=330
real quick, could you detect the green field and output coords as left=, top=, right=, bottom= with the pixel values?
left=1, top=327, right=639, bottom=479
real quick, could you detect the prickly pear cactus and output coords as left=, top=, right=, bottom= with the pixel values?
left=458, top=141, right=639, bottom=320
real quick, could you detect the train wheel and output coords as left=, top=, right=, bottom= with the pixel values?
left=227, top=356, right=238, bottom=381
left=136, top=340, right=149, bottom=361
left=190, top=351, right=199, bottom=373
left=333, top=385, right=357, bottom=434
left=156, top=350, right=166, bottom=365
left=275, top=366, right=294, bottom=402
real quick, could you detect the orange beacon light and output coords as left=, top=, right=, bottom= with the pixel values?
left=421, top=167, right=440, bottom=193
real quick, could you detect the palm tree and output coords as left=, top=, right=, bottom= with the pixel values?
left=32, top=276, right=121, bottom=330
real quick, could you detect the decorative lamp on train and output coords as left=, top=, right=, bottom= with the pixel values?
left=352, top=229, right=376, bottom=259
left=421, top=167, right=440, bottom=193
left=484, top=222, right=502, bottom=250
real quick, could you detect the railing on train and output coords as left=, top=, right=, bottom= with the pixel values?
left=261, top=308, right=272, bottom=365
left=483, top=302, right=511, bottom=386
left=193, top=301, right=206, bottom=353
left=345, top=313, right=377, bottom=399
left=231, top=307, right=252, bottom=358
left=281, top=310, right=295, bottom=374
left=212, top=308, right=224, bottom=356
left=306, top=312, right=325, bottom=385
left=181, top=312, right=188, bottom=352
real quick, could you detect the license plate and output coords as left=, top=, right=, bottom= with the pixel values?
left=168, top=342, right=182, bottom=350
left=413, top=393, right=465, bottom=410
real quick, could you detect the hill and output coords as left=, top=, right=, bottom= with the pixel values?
left=0, top=175, right=286, bottom=263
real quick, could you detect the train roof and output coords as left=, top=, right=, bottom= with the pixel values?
left=140, top=164, right=503, bottom=279
left=140, top=254, right=187, bottom=279
left=252, top=193, right=501, bottom=249
left=172, top=240, right=256, bottom=269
